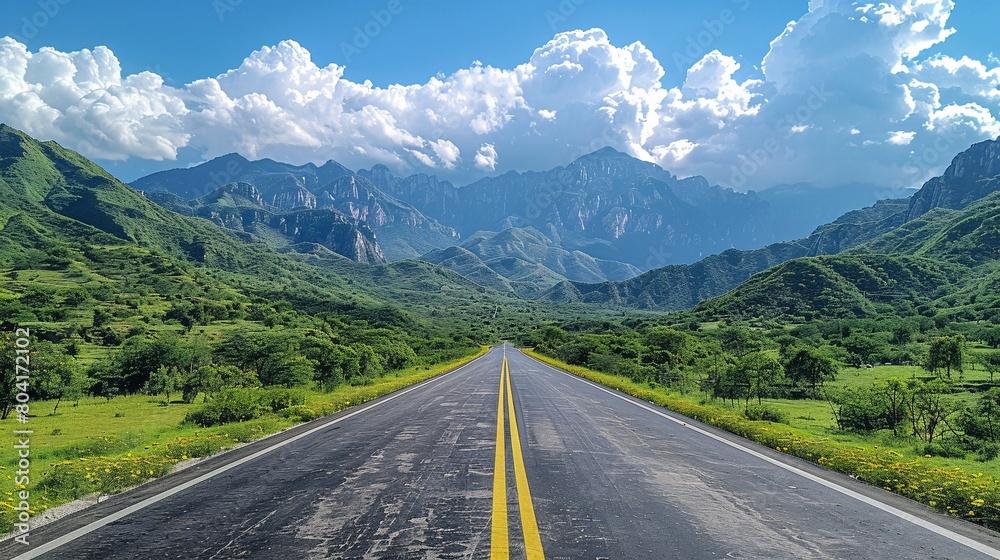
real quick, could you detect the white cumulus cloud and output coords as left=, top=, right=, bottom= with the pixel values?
left=888, top=130, right=916, bottom=145
left=0, top=38, right=188, bottom=161
left=474, top=143, right=498, bottom=171
left=0, top=0, right=997, bottom=192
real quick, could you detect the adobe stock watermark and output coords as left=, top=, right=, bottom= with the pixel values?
left=213, top=0, right=242, bottom=22
left=545, top=0, right=586, bottom=30
left=889, top=129, right=961, bottom=192
left=672, top=0, right=751, bottom=73
left=729, top=84, right=832, bottom=189
left=11, top=0, right=71, bottom=44
left=643, top=239, right=675, bottom=271
left=340, top=0, right=405, bottom=64
left=198, top=156, right=245, bottom=199
left=11, top=327, right=33, bottom=546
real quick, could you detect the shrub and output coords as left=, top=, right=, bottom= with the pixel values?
left=279, top=405, right=321, bottom=422
left=744, top=404, right=789, bottom=424
left=977, top=442, right=1000, bottom=462
left=184, top=388, right=264, bottom=427
left=921, top=442, right=967, bottom=459
left=260, top=387, right=307, bottom=413
left=184, top=387, right=307, bottom=427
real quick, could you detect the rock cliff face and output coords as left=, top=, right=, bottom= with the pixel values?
left=146, top=181, right=387, bottom=264
left=907, top=137, right=1000, bottom=220
left=270, top=210, right=385, bottom=264
left=312, top=175, right=459, bottom=260
left=133, top=158, right=457, bottom=261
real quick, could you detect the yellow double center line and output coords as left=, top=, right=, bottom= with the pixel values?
left=491, top=353, right=545, bottom=559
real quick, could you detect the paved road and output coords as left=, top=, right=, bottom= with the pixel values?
left=5, top=346, right=1000, bottom=559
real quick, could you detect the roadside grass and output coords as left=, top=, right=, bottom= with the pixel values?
left=0, top=347, right=488, bottom=535
left=524, top=349, right=1000, bottom=532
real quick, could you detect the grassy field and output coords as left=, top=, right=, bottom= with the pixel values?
left=0, top=347, right=488, bottom=534
left=524, top=349, right=1000, bottom=531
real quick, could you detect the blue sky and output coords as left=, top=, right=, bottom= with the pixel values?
left=2, top=1, right=809, bottom=87
left=1, top=0, right=999, bottom=189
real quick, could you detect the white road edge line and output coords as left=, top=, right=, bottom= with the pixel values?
left=11, top=351, right=491, bottom=560
left=534, top=353, right=1000, bottom=560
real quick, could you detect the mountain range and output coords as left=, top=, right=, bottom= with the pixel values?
left=133, top=156, right=459, bottom=262
left=360, top=147, right=776, bottom=268
left=134, top=147, right=884, bottom=292
left=5, top=120, right=1000, bottom=328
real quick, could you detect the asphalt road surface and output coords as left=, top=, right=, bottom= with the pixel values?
left=5, top=346, right=1000, bottom=559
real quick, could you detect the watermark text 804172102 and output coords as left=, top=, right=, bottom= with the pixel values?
left=11, top=327, right=32, bottom=546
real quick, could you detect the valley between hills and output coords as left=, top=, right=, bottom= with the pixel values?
left=5, top=121, right=1000, bottom=553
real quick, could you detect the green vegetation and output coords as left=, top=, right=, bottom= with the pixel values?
left=686, top=191, right=1000, bottom=324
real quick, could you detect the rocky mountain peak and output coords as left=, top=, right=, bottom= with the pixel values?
left=906, top=136, right=1000, bottom=220
left=941, top=137, right=1000, bottom=182
left=198, top=181, right=266, bottom=207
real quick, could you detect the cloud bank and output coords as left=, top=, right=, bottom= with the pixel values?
left=0, top=0, right=998, bottom=190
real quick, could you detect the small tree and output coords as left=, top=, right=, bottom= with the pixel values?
left=906, top=379, right=957, bottom=442
left=34, top=351, right=88, bottom=415
left=880, top=377, right=910, bottom=436
left=146, top=366, right=181, bottom=403
left=975, top=351, right=1000, bottom=383
left=976, top=326, right=1000, bottom=349
left=718, top=326, right=761, bottom=359
left=785, top=347, right=838, bottom=392
left=926, top=336, right=964, bottom=379
left=733, top=351, right=783, bottom=407
left=93, top=307, right=112, bottom=328
left=181, top=365, right=223, bottom=403
left=959, top=387, right=1000, bottom=442
left=841, top=334, right=888, bottom=367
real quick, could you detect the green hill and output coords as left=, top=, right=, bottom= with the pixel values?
left=856, top=191, right=1000, bottom=265
left=691, top=191, right=1000, bottom=322
left=542, top=198, right=910, bottom=310
left=421, top=226, right=640, bottom=296
left=420, top=246, right=520, bottom=295
left=691, top=254, right=963, bottom=321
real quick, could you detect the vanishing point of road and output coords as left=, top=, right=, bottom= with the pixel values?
left=4, top=346, right=1000, bottom=559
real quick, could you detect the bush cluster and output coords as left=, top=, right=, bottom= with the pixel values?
left=184, top=388, right=307, bottom=427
